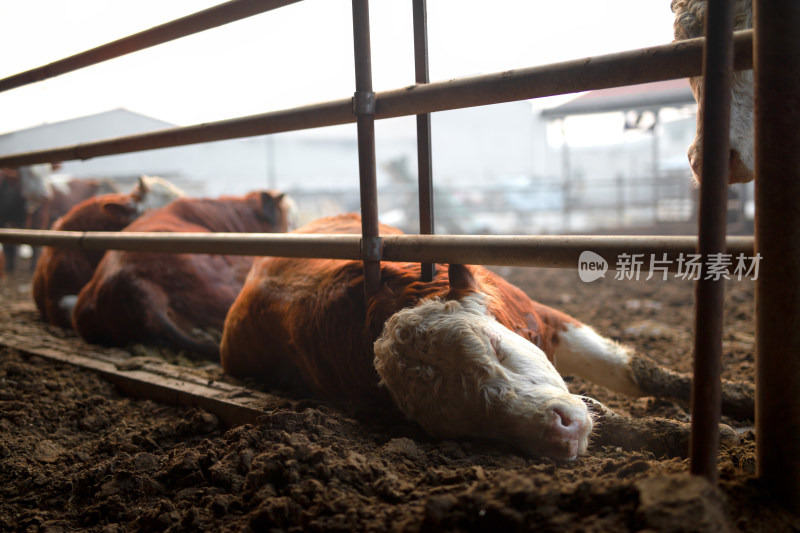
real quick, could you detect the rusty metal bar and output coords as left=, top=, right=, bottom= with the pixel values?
left=0, top=228, right=754, bottom=271
left=0, top=0, right=302, bottom=94
left=351, top=0, right=381, bottom=298
left=690, top=0, right=735, bottom=483
left=754, top=0, right=800, bottom=512
left=413, top=0, right=435, bottom=282
left=0, top=32, right=754, bottom=169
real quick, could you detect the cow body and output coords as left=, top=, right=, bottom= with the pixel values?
left=221, top=214, right=644, bottom=460
left=73, top=191, right=294, bottom=357
left=672, top=0, right=754, bottom=183
left=32, top=176, right=185, bottom=328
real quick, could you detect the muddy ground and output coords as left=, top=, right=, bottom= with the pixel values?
left=1, top=255, right=798, bottom=532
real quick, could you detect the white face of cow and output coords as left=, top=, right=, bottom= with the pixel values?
left=133, top=175, right=185, bottom=213
left=687, top=67, right=755, bottom=184
left=673, top=0, right=754, bottom=184
left=373, top=292, right=593, bottom=460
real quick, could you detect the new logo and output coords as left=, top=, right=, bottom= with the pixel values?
left=578, top=251, right=608, bottom=282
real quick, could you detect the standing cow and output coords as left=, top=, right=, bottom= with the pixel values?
left=32, top=176, right=185, bottom=328
left=72, top=191, right=295, bottom=358
left=0, top=164, right=57, bottom=272
left=0, top=168, right=31, bottom=273
left=672, top=0, right=754, bottom=183
left=220, top=214, right=662, bottom=460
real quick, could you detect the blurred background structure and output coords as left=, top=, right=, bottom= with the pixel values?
left=0, top=78, right=753, bottom=235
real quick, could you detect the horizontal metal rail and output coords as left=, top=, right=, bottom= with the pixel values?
left=0, top=31, right=753, bottom=168
left=0, top=228, right=754, bottom=271
left=0, top=0, right=302, bottom=94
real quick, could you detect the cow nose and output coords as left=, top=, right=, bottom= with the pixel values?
left=552, top=405, right=590, bottom=436
left=688, top=148, right=702, bottom=179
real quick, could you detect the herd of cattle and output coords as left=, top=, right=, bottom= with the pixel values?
left=1, top=167, right=747, bottom=460
left=0, top=0, right=757, bottom=460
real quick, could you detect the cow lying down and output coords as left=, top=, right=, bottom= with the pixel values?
left=72, top=190, right=294, bottom=358
left=221, top=213, right=752, bottom=460
left=33, top=176, right=185, bottom=328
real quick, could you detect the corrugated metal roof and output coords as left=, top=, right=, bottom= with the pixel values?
left=541, top=79, right=695, bottom=118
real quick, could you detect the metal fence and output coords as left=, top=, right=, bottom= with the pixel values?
left=0, top=0, right=797, bottom=509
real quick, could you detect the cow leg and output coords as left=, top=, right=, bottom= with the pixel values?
left=582, top=397, right=740, bottom=458
left=554, top=323, right=755, bottom=420
left=628, top=354, right=754, bottom=420
left=553, top=322, right=645, bottom=397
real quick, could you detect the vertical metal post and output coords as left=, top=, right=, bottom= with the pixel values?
left=351, top=0, right=381, bottom=298
left=690, top=0, right=734, bottom=482
left=754, top=0, right=800, bottom=512
left=651, top=111, right=661, bottom=226
left=413, top=0, right=435, bottom=281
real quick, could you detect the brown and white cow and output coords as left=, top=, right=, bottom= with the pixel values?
left=672, top=0, right=754, bottom=183
left=221, top=214, right=647, bottom=460
left=72, top=190, right=295, bottom=358
left=46, top=177, right=120, bottom=227
left=32, top=176, right=185, bottom=328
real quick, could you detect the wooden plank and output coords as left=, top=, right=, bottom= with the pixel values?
left=0, top=311, right=280, bottom=428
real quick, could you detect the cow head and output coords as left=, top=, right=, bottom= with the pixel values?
left=131, top=175, right=185, bottom=213
left=672, top=0, right=754, bottom=184
left=373, top=264, right=592, bottom=460
left=98, top=176, right=184, bottom=225
left=258, top=191, right=298, bottom=232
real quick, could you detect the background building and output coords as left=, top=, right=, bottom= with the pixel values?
left=1, top=80, right=751, bottom=235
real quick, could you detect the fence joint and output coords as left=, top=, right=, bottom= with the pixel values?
left=352, top=91, right=376, bottom=115
left=361, top=235, right=383, bottom=261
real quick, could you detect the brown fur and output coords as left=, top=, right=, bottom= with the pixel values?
left=73, top=191, right=291, bottom=357
left=33, top=192, right=142, bottom=327
left=221, top=213, right=578, bottom=408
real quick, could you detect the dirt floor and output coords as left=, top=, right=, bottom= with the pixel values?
left=1, top=255, right=798, bottom=532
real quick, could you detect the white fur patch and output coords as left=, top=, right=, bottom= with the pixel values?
left=136, top=176, right=184, bottom=213
left=554, top=323, right=644, bottom=397
left=373, top=293, right=592, bottom=459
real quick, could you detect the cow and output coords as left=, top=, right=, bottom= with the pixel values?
left=220, top=213, right=657, bottom=461
left=46, top=177, right=120, bottom=226
left=672, top=0, right=754, bottom=183
left=0, top=164, right=58, bottom=272
left=72, top=191, right=295, bottom=358
left=32, top=176, right=185, bottom=328
left=0, top=163, right=118, bottom=272
left=0, top=168, right=32, bottom=273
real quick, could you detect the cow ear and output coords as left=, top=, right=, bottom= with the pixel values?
left=260, top=191, right=283, bottom=226
left=102, top=200, right=137, bottom=223
left=129, top=176, right=147, bottom=200
left=445, top=264, right=480, bottom=300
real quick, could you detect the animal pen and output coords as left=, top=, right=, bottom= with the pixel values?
left=0, top=0, right=797, bottom=512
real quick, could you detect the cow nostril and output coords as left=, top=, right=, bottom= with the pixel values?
left=553, top=407, right=576, bottom=430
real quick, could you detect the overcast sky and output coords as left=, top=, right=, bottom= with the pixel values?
left=0, top=0, right=676, bottom=135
